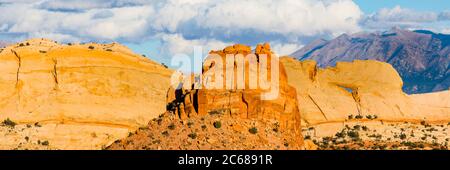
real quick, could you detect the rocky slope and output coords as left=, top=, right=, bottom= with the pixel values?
left=107, top=112, right=304, bottom=150
left=291, top=28, right=450, bottom=94
left=0, top=39, right=172, bottom=149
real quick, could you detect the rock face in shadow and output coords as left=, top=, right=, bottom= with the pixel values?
left=281, top=57, right=450, bottom=127
left=166, top=43, right=303, bottom=148
left=291, top=28, right=450, bottom=94
left=0, top=39, right=172, bottom=149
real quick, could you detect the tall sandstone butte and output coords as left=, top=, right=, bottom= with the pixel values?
left=167, top=43, right=303, bottom=147
left=281, top=57, right=450, bottom=136
left=0, top=39, right=172, bottom=149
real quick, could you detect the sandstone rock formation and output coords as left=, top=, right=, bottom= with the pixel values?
left=166, top=43, right=303, bottom=147
left=281, top=57, right=450, bottom=137
left=0, top=39, right=172, bottom=149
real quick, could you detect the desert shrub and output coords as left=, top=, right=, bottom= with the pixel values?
left=273, top=122, right=280, bottom=132
left=249, top=127, right=258, bottom=134
left=188, top=133, right=197, bottom=139
left=348, top=115, right=353, bottom=120
left=88, top=46, right=95, bottom=50
left=213, top=121, right=221, bottom=129
left=201, top=125, right=207, bottom=130
left=161, top=131, right=169, bottom=137
left=355, top=115, right=363, bottom=119
left=399, top=133, right=407, bottom=140
left=347, top=131, right=359, bottom=139
left=41, top=141, right=49, bottom=146
left=362, top=126, right=369, bottom=131
left=353, top=125, right=361, bottom=130
left=34, top=122, right=42, bottom=127
left=187, top=122, right=194, bottom=127
left=2, top=118, right=16, bottom=128
left=168, top=123, right=175, bottom=130
left=335, top=131, right=346, bottom=138
left=105, top=49, right=113, bottom=52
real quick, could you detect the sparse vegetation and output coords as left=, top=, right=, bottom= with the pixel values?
left=213, top=121, right=221, bottom=129
left=399, top=133, right=407, bottom=140
left=41, top=141, right=49, bottom=146
left=88, top=46, right=95, bottom=50
left=2, top=118, right=16, bottom=128
left=188, top=133, right=197, bottom=139
left=34, top=122, right=42, bottom=127
left=249, top=127, right=258, bottom=134
left=168, top=123, right=175, bottom=130
left=187, top=122, right=194, bottom=128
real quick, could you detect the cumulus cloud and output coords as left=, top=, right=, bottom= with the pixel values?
left=362, top=6, right=450, bottom=30
left=0, top=0, right=363, bottom=56
left=271, top=43, right=304, bottom=56
left=158, top=33, right=230, bottom=57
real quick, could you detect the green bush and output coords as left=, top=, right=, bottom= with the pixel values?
left=249, top=127, right=258, bottom=134
left=213, top=121, right=221, bottom=128
left=2, top=118, right=16, bottom=128
left=168, top=123, right=175, bottom=130
left=161, top=131, right=169, bottom=137
left=41, top=141, right=49, bottom=146
left=188, top=133, right=197, bottom=139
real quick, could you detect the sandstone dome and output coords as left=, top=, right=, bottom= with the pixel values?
left=0, top=38, right=172, bottom=149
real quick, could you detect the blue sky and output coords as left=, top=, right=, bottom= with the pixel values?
left=0, top=0, right=449, bottom=66
left=355, top=0, right=450, bottom=13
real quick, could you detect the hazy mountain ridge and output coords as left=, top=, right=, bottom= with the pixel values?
left=0, top=41, right=8, bottom=48
left=292, top=28, right=450, bottom=94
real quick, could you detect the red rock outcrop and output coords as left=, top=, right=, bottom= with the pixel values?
left=167, top=43, right=303, bottom=147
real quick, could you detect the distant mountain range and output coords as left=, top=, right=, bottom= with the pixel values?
left=0, top=41, right=8, bottom=48
left=291, top=28, right=450, bottom=94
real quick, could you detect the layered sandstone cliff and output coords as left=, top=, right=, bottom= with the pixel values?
left=0, top=39, right=172, bottom=149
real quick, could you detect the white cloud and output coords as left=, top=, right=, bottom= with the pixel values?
left=158, top=33, right=230, bottom=57
left=0, top=0, right=365, bottom=60
left=271, top=43, right=304, bottom=56
left=362, top=6, right=450, bottom=30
